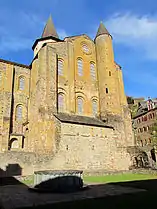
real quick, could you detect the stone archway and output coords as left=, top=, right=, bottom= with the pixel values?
left=8, top=138, right=19, bottom=150
left=151, top=148, right=156, bottom=162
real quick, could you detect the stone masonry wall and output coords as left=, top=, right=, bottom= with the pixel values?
left=0, top=122, right=132, bottom=176
left=43, top=122, right=132, bottom=172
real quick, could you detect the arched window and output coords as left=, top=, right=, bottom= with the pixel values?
left=106, top=88, right=109, bottom=94
left=90, top=62, right=96, bottom=79
left=77, top=97, right=83, bottom=114
left=58, top=60, right=63, bottom=76
left=58, top=93, right=65, bottom=112
left=8, top=138, right=19, bottom=150
left=19, top=76, right=25, bottom=90
left=92, top=100, right=98, bottom=116
left=16, top=105, right=23, bottom=121
left=109, top=71, right=111, bottom=76
left=77, top=59, right=83, bottom=76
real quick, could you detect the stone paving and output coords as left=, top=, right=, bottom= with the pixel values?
left=0, top=183, right=146, bottom=209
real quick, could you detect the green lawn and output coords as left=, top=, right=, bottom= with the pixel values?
left=21, top=173, right=157, bottom=186
left=83, top=173, right=157, bottom=183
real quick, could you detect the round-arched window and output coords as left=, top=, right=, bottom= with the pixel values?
left=58, top=93, right=65, bottom=112
left=19, top=77, right=25, bottom=90
left=90, top=62, right=96, bottom=80
left=16, top=105, right=23, bottom=121
left=77, top=59, right=83, bottom=76
left=77, top=97, right=83, bottom=114
left=58, top=60, right=63, bottom=76
left=92, top=100, right=98, bottom=116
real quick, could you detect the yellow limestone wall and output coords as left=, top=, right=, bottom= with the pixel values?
left=0, top=31, right=134, bottom=172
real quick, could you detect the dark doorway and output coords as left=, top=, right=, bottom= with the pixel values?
left=151, top=148, right=156, bottom=162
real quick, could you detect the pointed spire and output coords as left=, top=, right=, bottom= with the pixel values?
left=95, top=21, right=111, bottom=39
left=42, top=15, right=59, bottom=39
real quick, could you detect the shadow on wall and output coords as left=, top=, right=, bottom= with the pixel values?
left=0, top=163, right=26, bottom=186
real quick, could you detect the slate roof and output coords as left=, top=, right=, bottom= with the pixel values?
left=95, top=22, right=111, bottom=39
left=42, top=15, right=59, bottom=39
left=54, top=113, right=113, bottom=129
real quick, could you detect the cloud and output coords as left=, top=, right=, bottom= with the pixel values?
left=57, top=29, right=69, bottom=39
left=104, top=13, right=157, bottom=60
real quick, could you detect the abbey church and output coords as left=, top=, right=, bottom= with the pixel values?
left=0, top=16, right=134, bottom=172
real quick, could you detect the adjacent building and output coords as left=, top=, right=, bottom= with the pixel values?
left=132, top=98, right=157, bottom=167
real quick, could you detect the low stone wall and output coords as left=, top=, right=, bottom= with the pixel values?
left=0, top=151, right=54, bottom=177
left=1, top=149, right=156, bottom=178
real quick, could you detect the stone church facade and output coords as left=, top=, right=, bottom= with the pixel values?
left=0, top=16, right=134, bottom=173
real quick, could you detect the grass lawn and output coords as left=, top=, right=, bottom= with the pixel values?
left=83, top=173, right=157, bottom=184
left=21, top=173, right=157, bottom=186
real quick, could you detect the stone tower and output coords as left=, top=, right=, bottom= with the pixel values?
left=95, top=22, right=121, bottom=121
left=95, top=22, right=133, bottom=147
left=28, top=16, right=60, bottom=153
left=33, top=15, right=60, bottom=57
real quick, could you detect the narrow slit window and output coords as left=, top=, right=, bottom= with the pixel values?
left=109, top=71, right=111, bottom=76
left=106, top=88, right=109, bottom=94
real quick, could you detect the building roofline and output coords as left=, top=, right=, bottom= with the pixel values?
left=94, top=33, right=113, bottom=42
left=0, top=58, right=30, bottom=69
left=64, top=34, right=94, bottom=42
left=32, top=36, right=63, bottom=50
left=54, top=113, right=114, bottom=129
left=133, top=107, right=157, bottom=119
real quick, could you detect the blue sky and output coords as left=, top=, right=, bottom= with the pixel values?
left=0, top=0, right=157, bottom=98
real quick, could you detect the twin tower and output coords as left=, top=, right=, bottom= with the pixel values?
left=32, top=16, right=127, bottom=121
left=27, top=15, right=133, bottom=154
